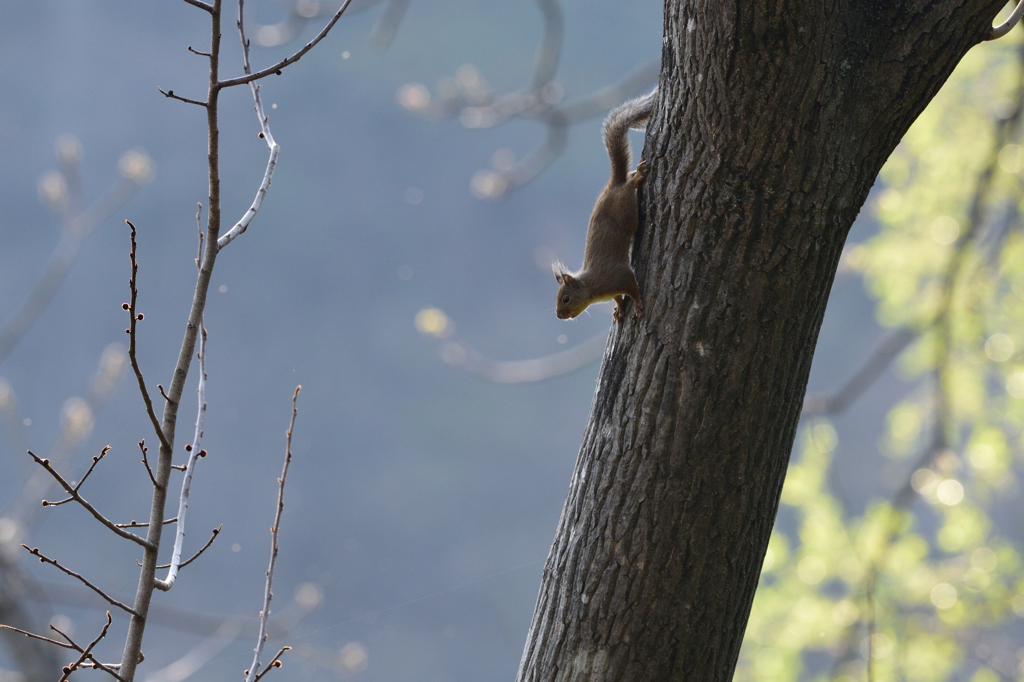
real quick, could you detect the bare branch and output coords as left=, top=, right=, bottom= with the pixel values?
left=44, top=444, right=113, bottom=506
left=196, top=202, right=204, bottom=267
left=29, top=450, right=152, bottom=547
left=157, top=384, right=172, bottom=402
left=188, top=45, right=212, bottom=57
left=74, top=444, right=112, bottom=492
left=181, top=0, right=214, bottom=12
left=157, top=86, right=209, bottom=107
left=0, top=623, right=75, bottom=649
left=251, top=646, right=292, bottom=682
left=155, top=323, right=209, bottom=592
left=988, top=0, right=1024, bottom=39
left=125, top=220, right=171, bottom=452
left=244, top=386, right=300, bottom=682
left=138, top=439, right=159, bottom=487
left=115, top=517, right=176, bottom=529
left=219, top=0, right=353, bottom=88
left=57, top=612, right=115, bottom=682
left=21, top=546, right=140, bottom=617
left=0, top=617, right=126, bottom=681
left=217, top=0, right=287, bottom=249
left=156, top=525, right=221, bottom=571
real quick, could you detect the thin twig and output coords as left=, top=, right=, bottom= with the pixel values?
left=57, top=612, right=115, bottom=682
left=21, top=546, right=140, bottom=617
left=74, top=445, right=112, bottom=492
left=125, top=220, right=171, bottom=452
left=157, top=384, right=172, bottom=402
left=79, top=660, right=128, bottom=677
left=181, top=0, right=214, bottom=12
left=218, top=0, right=353, bottom=88
left=244, top=386, right=300, bottom=682
left=188, top=45, right=213, bottom=57
left=155, top=322, right=208, bottom=592
left=41, top=444, right=112, bottom=506
left=196, top=202, right=205, bottom=268
left=156, top=86, right=209, bottom=107
left=156, top=525, right=221, bottom=570
left=252, top=646, right=292, bottom=682
left=0, top=624, right=75, bottom=649
left=28, top=450, right=152, bottom=547
left=115, top=517, right=176, bottom=529
left=139, top=439, right=159, bottom=488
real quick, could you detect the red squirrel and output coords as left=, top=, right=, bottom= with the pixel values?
left=553, top=88, right=656, bottom=322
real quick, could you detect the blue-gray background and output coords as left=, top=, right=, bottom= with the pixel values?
left=0, top=2, right=895, bottom=679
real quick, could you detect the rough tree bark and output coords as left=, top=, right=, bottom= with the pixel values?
left=516, top=1, right=1007, bottom=680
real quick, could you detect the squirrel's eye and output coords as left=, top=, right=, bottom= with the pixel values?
left=561, top=295, right=570, bottom=304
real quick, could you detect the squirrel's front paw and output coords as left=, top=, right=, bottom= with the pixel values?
left=634, top=300, right=645, bottom=318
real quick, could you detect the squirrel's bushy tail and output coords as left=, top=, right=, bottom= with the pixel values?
left=603, top=87, right=657, bottom=185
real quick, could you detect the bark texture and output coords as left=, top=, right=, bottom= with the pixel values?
left=517, top=1, right=1006, bottom=680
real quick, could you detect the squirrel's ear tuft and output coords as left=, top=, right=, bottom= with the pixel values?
left=552, top=261, right=566, bottom=284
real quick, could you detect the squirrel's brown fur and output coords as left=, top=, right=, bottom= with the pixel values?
left=554, top=88, right=656, bottom=322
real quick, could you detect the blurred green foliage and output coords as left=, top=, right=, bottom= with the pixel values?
left=737, top=34, right=1024, bottom=682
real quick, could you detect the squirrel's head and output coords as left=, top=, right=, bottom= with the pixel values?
left=553, top=264, right=587, bottom=319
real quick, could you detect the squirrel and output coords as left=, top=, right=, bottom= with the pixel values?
left=553, top=87, right=656, bottom=322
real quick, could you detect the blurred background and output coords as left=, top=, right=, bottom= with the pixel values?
left=0, top=2, right=1021, bottom=681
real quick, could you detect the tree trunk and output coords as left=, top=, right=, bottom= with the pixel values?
left=516, top=1, right=1006, bottom=679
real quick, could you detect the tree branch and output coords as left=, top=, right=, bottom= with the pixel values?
left=251, top=646, right=292, bottom=682
left=21, top=546, right=140, bottom=617
left=138, top=439, right=159, bottom=488
left=218, top=0, right=353, bottom=88
left=181, top=0, right=214, bottom=12
left=56, top=612, right=117, bottom=682
left=217, top=0, right=286, bottom=249
left=155, top=525, right=221, bottom=572
left=0, top=624, right=75, bottom=649
left=125, top=220, right=171, bottom=453
left=244, top=386, right=300, bottom=682
left=156, top=86, right=208, bottom=107
left=29, top=450, right=152, bottom=547
left=155, top=322, right=209, bottom=592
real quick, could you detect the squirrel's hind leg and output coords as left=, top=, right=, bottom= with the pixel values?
left=628, top=160, right=648, bottom=188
